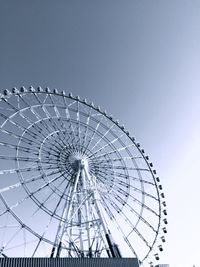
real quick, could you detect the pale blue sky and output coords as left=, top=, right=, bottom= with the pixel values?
left=0, top=1, right=200, bottom=266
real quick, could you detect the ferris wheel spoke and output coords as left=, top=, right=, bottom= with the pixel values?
left=1, top=226, right=23, bottom=251
left=89, top=133, right=125, bottom=157
left=38, top=164, right=62, bottom=173
left=62, top=96, right=77, bottom=143
left=76, top=100, right=81, bottom=149
left=38, top=137, right=66, bottom=156
left=57, top=115, right=84, bottom=149
left=51, top=178, right=72, bottom=218
left=32, top=171, right=65, bottom=193
left=17, top=93, right=43, bottom=121
left=83, top=115, right=104, bottom=154
left=0, top=155, right=39, bottom=162
left=4, top=98, right=40, bottom=136
left=58, top=119, right=76, bottom=147
left=38, top=156, right=62, bottom=166
left=32, top=91, right=44, bottom=105
left=97, top=173, right=159, bottom=204
left=96, top=156, right=142, bottom=164
left=0, top=212, right=9, bottom=248
left=7, top=195, right=35, bottom=212
left=108, top=198, right=151, bottom=249
left=21, top=127, right=43, bottom=141
left=90, top=144, right=135, bottom=159
left=3, top=100, right=46, bottom=141
left=90, top=124, right=115, bottom=152
left=0, top=141, right=39, bottom=155
left=0, top=111, right=29, bottom=133
left=39, top=147, right=60, bottom=159
left=23, top=175, right=66, bottom=218
left=112, top=169, right=153, bottom=186
left=41, top=92, right=48, bottom=104
left=0, top=209, right=8, bottom=218
left=3, top=238, right=38, bottom=253
left=96, top=168, right=154, bottom=187
left=46, top=117, right=65, bottom=141
left=31, top=103, right=46, bottom=119
left=27, top=105, right=59, bottom=139
left=90, top=168, right=121, bottom=185
left=0, top=128, right=40, bottom=147
left=111, top=191, right=157, bottom=232
left=55, top=127, right=74, bottom=150
left=30, top=174, right=68, bottom=218
left=116, top=172, right=154, bottom=186
left=4, top=180, right=61, bottom=217
left=18, top=102, right=62, bottom=141
left=22, top=227, right=27, bottom=256
left=82, top=106, right=92, bottom=150
left=0, top=217, right=29, bottom=257
left=10, top=171, right=64, bottom=210
left=0, top=164, right=62, bottom=178
left=111, top=186, right=159, bottom=217
left=26, top=121, right=52, bottom=141
left=41, top=103, right=52, bottom=119
left=50, top=117, right=74, bottom=147
left=97, top=163, right=150, bottom=172
left=32, top=237, right=43, bottom=257
left=28, top=109, right=60, bottom=138
left=115, top=178, right=158, bottom=201
left=101, top=198, right=138, bottom=258
left=32, top=211, right=55, bottom=257
left=2, top=98, right=18, bottom=112
left=17, top=106, right=53, bottom=140
left=49, top=93, right=62, bottom=119
left=0, top=110, right=46, bottom=142
left=17, top=92, right=32, bottom=107
left=0, top=224, right=19, bottom=229
left=39, top=136, right=66, bottom=156
left=0, top=175, right=41, bottom=194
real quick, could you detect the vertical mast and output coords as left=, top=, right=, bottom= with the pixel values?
left=51, top=155, right=121, bottom=258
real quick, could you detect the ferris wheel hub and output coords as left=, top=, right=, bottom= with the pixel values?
left=68, top=152, right=89, bottom=171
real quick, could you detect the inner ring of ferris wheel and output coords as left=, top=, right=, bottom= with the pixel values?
left=0, top=88, right=167, bottom=265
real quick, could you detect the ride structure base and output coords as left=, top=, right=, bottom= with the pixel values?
left=0, top=258, right=140, bottom=267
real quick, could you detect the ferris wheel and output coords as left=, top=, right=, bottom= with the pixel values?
left=0, top=87, right=167, bottom=266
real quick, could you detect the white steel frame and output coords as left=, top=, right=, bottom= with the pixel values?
left=0, top=87, right=167, bottom=266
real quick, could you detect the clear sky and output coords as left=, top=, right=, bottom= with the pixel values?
left=0, top=1, right=200, bottom=266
